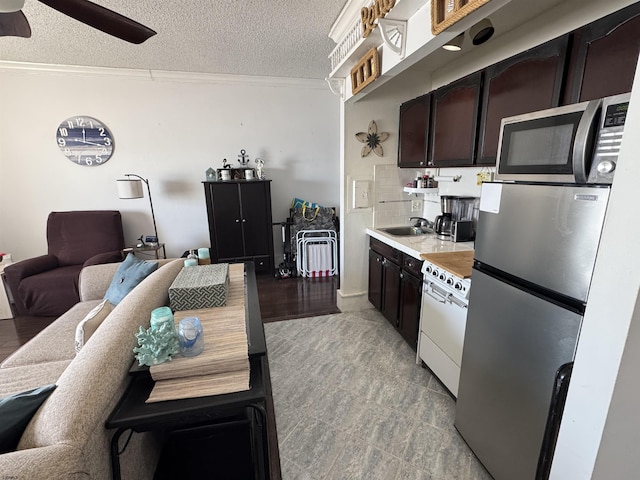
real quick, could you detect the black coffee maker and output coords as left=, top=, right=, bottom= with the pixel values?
left=435, top=195, right=454, bottom=240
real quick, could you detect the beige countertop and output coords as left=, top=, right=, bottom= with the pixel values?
left=366, top=228, right=474, bottom=259
left=367, top=228, right=475, bottom=278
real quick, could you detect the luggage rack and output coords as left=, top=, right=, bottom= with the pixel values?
left=274, top=206, right=339, bottom=279
left=296, top=230, right=338, bottom=278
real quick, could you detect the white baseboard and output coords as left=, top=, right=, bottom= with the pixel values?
left=336, top=289, right=374, bottom=312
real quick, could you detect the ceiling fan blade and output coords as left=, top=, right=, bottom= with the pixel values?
left=38, top=0, right=156, bottom=44
left=0, top=10, right=31, bottom=38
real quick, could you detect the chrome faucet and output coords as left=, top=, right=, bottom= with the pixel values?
left=410, top=217, right=433, bottom=230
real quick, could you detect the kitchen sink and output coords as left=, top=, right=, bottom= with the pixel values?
left=380, top=226, right=431, bottom=236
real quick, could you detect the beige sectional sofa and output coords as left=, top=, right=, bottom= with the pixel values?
left=0, top=257, right=185, bottom=479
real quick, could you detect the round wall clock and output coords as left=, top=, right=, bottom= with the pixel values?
left=56, top=116, right=114, bottom=166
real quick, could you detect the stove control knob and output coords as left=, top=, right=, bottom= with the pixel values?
left=454, top=282, right=463, bottom=290
left=424, top=265, right=432, bottom=274
left=446, top=277, right=454, bottom=285
left=432, top=269, right=438, bottom=277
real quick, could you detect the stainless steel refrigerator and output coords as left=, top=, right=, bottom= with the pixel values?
left=454, top=182, right=610, bottom=480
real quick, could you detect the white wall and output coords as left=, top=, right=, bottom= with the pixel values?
left=338, top=70, right=432, bottom=309
left=0, top=64, right=340, bottom=261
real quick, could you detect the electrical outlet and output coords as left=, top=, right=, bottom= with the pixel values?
left=411, top=199, right=423, bottom=212
left=477, top=171, right=493, bottom=186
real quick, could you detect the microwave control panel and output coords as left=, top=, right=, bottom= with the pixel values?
left=588, top=93, right=630, bottom=184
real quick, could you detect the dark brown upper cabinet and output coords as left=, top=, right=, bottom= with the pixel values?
left=429, top=71, right=482, bottom=167
left=476, top=36, right=568, bottom=166
left=563, top=2, right=640, bottom=104
left=398, top=93, right=431, bottom=168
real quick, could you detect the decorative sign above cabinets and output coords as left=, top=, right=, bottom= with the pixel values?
left=361, top=0, right=396, bottom=37
left=431, top=0, right=490, bottom=35
left=350, top=47, right=380, bottom=95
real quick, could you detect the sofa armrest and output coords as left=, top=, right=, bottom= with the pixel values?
left=4, top=255, right=59, bottom=282
left=3, top=255, right=60, bottom=313
left=83, top=250, right=124, bottom=267
left=78, top=262, right=122, bottom=301
left=0, top=444, right=83, bottom=479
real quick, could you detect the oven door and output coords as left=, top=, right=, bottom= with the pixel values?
left=495, top=99, right=600, bottom=184
left=418, top=280, right=468, bottom=397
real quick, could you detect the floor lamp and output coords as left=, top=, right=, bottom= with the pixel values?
left=117, top=174, right=165, bottom=258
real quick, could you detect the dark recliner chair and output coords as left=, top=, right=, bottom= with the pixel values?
left=5, top=211, right=125, bottom=317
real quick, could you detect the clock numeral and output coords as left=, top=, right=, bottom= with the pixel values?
left=98, top=127, right=106, bottom=136
left=58, top=127, right=68, bottom=137
left=95, top=156, right=104, bottom=164
left=58, top=138, right=66, bottom=147
left=103, top=137, right=112, bottom=146
left=66, top=120, right=74, bottom=128
left=101, top=148, right=108, bottom=155
left=75, top=117, right=85, bottom=127
left=88, top=121, right=95, bottom=129
left=64, top=148, right=71, bottom=156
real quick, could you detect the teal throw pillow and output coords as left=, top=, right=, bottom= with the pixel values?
left=104, top=253, right=158, bottom=305
left=0, top=384, right=56, bottom=454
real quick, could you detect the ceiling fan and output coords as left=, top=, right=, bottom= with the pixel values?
left=0, top=0, right=156, bottom=44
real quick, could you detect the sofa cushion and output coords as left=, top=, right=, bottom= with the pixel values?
left=0, top=360, right=70, bottom=398
left=0, top=384, right=56, bottom=454
left=104, top=253, right=158, bottom=305
left=75, top=299, right=113, bottom=354
left=1, top=301, right=102, bottom=369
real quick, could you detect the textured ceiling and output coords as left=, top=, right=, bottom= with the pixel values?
left=0, top=0, right=347, bottom=79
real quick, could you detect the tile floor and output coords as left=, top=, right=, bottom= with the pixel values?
left=265, top=310, right=493, bottom=480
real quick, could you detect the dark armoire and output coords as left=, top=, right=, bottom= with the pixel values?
left=203, top=180, right=274, bottom=274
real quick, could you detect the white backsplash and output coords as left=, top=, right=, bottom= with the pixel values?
left=373, top=165, right=493, bottom=226
left=373, top=164, right=412, bottom=227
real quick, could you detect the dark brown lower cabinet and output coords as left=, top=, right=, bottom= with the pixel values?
left=368, top=249, right=383, bottom=310
left=369, top=237, right=422, bottom=350
left=398, top=256, right=423, bottom=349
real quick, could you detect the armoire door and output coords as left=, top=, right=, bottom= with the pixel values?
left=209, top=183, right=244, bottom=260
left=239, top=182, right=271, bottom=258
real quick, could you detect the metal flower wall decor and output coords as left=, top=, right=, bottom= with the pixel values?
left=356, top=120, right=390, bottom=157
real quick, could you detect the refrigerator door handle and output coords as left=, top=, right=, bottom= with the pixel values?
left=536, top=362, right=573, bottom=480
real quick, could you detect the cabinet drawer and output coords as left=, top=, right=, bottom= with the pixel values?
left=418, top=332, right=460, bottom=397
left=369, top=238, right=401, bottom=265
left=402, top=256, right=423, bottom=278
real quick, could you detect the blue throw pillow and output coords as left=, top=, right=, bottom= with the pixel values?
left=104, top=253, right=158, bottom=305
left=0, top=384, right=56, bottom=454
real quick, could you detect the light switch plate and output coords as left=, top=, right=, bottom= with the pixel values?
left=353, top=180, right=371, bottom=209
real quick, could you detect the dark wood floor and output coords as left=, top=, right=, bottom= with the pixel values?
left=0, top=274, right=340, bottom=361
left=257, top=273, right=340, bottom=322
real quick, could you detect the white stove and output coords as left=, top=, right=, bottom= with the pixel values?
left=418, top=259, right=473, bottom=397
left=421, top=260, right=471, bottom=303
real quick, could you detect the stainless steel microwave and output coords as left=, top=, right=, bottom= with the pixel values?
left=495, top=92, right=630, bottom=184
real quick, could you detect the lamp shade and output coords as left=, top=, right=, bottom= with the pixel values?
left=117, top=179, right=144, bottom=199
left=0, top=0, right=25, bottom=13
